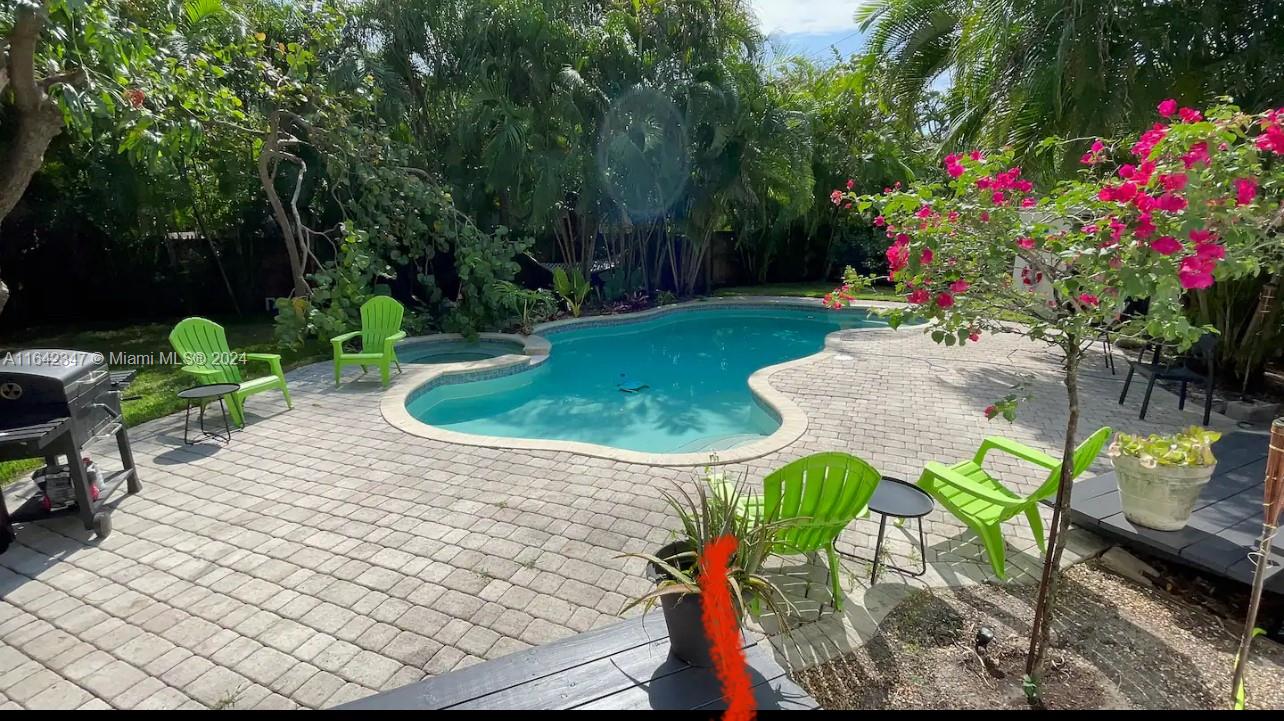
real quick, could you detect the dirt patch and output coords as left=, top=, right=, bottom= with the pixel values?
left=793, top=561, right=1284, bottom=709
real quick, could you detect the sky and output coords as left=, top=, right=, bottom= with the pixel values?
left=749, top=0, right=870, bottom=65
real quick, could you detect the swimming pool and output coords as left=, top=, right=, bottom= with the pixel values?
left=400, top=338, right=526, bottom=364
left=403, top=305, right=888, bottom=455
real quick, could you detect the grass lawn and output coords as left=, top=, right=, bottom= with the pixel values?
left=1, top=316, right=327, bottom=485
left=712, top=281, right=896, bottom=301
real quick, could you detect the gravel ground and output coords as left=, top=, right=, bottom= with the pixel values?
left=794, top=561, right=1284, bottom=710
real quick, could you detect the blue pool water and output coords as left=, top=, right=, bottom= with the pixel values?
left=406, top=306, right=885, bottom=454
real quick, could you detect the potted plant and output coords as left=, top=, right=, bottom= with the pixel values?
left=1108, top=426, right=1223, bottom=531
left=621, top=466, right=791, bottom=667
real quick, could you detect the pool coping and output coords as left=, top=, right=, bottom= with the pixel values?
left=381, top=296, right=910, bottom=467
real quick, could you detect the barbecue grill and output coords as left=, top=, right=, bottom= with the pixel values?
left=0, top=349, right=141, bottom=552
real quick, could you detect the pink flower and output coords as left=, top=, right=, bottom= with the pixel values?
left=1158, top=99, right=1178, bottom=117
left=895, top=233, right=911, bottom=245
left=969, top=150, right=985, bottom=161
left=916, top=205, right=934, bottom=218
left=1016, top=236, right=1036, bottom=250
left=1132, top=123, right=1169, bottom=158
left=846, top=179, right=855, bottom=190
left=1196, top=242, right=1226, bottom=261
left=983, top=404, right=997, bottom=418
left=1178, top=107, right=1203, bottom=123
left=1149, top=235, right=1182, bottom=255
left=1135, top=160, right=1156, bottom=185
left=1097, top=187, right=1115, bottom=202
left=1109, top=217, right=1127, bottom=243
left=935, top=292, right=955, bottom=309
left=1133, top=214, right=1156, bottom=239
left=1132, top=192, right=1157, bottom=213
left=907, top=288, right=929, bottom=305
left=1079, top=293, right=1100, bottom=307
left=1021, top=197, right=1038, bottom=208
left=968, top=330, right=981, bottom=342
left=1090, top=139, right=1105, bottom=153
left=1179, top=256, right=1216, bottom=290
left=944, top=154, right=964, bottom=178
left=920, top=248, right=934, bottom=265
left=1189, top=228, right=1216, bottom=244
left=1233, top=177, right=1258, bottom=206
left=949, top=280, right=970, bottom=294
left=873, top=215, right=886, bottom=227
left=991, top=191, right=1007, bottom=205
left=830, top=190, right=843, bottom=205
left=1160, top=173, right=1188, bottom=191
left=1118, top=164, right=1137, bottom=179
left=947, top=211, right=959, bottom=222
left=1155, top=193, right=1187, bottom=213
left=1080, top=152, right=1096, bottom=165
left=1181, top=141, right=1211, bottom=169
left=886, top=244, right=910, bottom=274
left=1082, top=223, right=1098, bottom=234
left=979, top=211, right=990, bottom=222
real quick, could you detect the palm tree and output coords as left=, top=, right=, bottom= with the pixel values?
left=860, top=0, right=1284, bottom=170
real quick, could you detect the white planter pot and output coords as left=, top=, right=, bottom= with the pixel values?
left=1112, top=454, right=1216, bottom=531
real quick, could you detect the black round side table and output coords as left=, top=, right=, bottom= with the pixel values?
left=178, top=384, right=239, bottom=445
left=840, top=476, right=935, bottom=582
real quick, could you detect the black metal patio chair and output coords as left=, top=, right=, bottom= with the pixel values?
left=1117, top=334, right=1218, bottom=425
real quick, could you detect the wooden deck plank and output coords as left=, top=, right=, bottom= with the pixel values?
left=452, top=636, right=687, bottom=710
left=1066, top=430, right=1280, bottom=594
left=575, top=641, right=812, bottom=710
left=339, top=613, right=668, bottom=710
left=340, top=612, right=819, bottom=710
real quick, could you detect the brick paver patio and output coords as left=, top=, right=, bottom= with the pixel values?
left=0, top=322, right=1232, bottom=709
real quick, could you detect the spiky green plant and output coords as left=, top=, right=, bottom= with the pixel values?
left=619, top=466, right=795, bottom=627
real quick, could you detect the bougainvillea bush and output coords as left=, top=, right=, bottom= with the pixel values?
left=827, top=100, right=1284, bottom=697
left=831, top=102, right=1282, bottom=366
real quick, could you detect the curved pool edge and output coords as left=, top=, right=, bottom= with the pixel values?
left=381, top=297, right=911, bottom=467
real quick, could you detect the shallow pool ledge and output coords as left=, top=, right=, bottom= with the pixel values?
left=381, top=298, right=907, bottom=467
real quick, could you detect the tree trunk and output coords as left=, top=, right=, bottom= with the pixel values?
left=1024, top=337, right=1082, bottom=702
left=257, top=112, right=311, bottom=297
left=0, top=1, right=79, bottom=318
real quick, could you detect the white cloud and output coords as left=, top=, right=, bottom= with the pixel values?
left=749, top=0, right=864, bottom=35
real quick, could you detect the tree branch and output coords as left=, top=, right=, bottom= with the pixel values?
left=37, top=67, right=85, bottom=90
left=8, top=1, right=47, bottom=112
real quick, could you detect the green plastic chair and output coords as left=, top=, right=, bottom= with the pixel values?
left=722, top=452, right=882, bottom=612
left=331, top=296, right=407, bottom=388
left=169, top=317, right=292, bottom=428
left=916, top=426, right=1112, bottom=579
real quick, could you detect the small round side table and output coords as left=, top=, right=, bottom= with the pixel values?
left=178, top=384, right=240, bottom=445
left=840, top=476, right=935, bottom=582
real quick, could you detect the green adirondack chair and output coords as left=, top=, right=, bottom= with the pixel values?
left=331, top=296, right=407, bottom=388
left=917, top=426, right=1112, bottom=579
left=719, top=452, right=882, bottom=612
left=168, top=317, right=292, bottom=428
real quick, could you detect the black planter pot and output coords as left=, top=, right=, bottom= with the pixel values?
left=646, top=540, right=714, bottom=667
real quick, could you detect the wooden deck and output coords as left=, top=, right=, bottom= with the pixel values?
left=1068, top=430, right=1282, bottom=592
left=337, top=612, right=818, bottom=710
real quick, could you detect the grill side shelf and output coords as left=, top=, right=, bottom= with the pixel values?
left=0, top=418, right=72, bottom=459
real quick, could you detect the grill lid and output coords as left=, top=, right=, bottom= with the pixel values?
left=0, top=349, right=107, bottom=404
